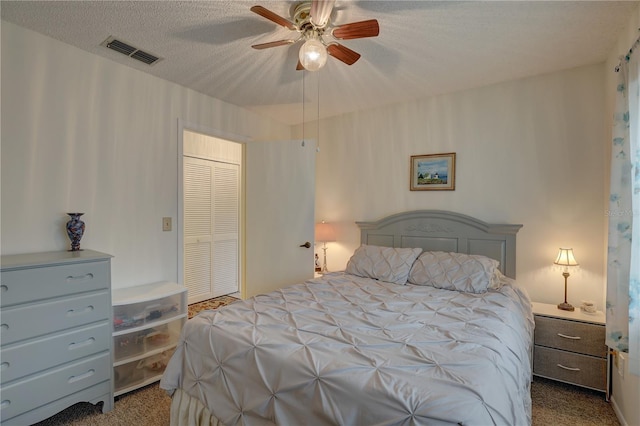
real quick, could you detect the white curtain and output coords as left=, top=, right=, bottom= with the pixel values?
left=607, top=46, right=640, bottom=375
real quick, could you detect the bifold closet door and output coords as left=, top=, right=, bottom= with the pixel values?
left=184, top=156, right=239, bottom=304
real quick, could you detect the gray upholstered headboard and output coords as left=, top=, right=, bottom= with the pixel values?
left=356, top=210, right=522, bottom=278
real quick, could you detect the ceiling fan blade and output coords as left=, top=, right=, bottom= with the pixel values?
left=250, top=5, right=297, bottom=30
left=310, top=0, right=336, bottom=28
left=332, top=19, right=380, bottom=40
left=296, top=60, right=305, bottom=71
left=327, top=43, right=361, bottom=65
left=251, top=39, right=296, bottom=50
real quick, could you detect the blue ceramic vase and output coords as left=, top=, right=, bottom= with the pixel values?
left=66, top=213, right=85, bottom=251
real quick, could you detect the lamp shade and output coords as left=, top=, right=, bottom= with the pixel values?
left=299, top=39, right=328, bottom=72
left=554, top=248, right=578, bottom=266
left=315, top=221, right=336, bottom=242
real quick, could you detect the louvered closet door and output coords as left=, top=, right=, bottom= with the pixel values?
left=211, top=163, right=239, bottom=297
left=184, top=157, right=239, bottom=304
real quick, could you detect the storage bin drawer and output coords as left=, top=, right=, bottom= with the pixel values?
left=0, top=352, right=111, bottom=422
left=0, top=261, right=110, bottom=308
left=533, top=345, right=606, bottom=391
left=534, top=316, right=606, bottom=357
left=1, top=291, right=110, bottom=345
left=1, top=322, right=110, bottom=384
left=113, top=292, right=184, bottom=332
left=114, top=347, right=175, bottom=394
left=114, top=317, right=184, bottom=362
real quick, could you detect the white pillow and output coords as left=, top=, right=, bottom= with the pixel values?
left=408, top=251, right=500, bottom=293
left=345, top=245, right=423, bottom=285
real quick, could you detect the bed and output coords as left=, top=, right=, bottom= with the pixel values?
left=160, top=210, right=534, bottom=426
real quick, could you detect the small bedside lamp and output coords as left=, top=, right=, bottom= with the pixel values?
left=554, top=248, right=579, bottom=311
left=315, top=221, right=336, bottom=273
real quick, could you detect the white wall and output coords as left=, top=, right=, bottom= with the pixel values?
left=604, top=4, right=640, bottom=425
left=313, top=64, right=607, bottom=310
left=1, top=21, right=291, bottom=289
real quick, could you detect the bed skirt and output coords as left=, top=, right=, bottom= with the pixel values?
left=169, top=388, right=224, bottom=426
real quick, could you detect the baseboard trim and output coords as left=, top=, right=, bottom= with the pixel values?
left=610, top=395, right=629, bottom=426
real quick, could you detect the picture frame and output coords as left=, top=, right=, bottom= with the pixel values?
left=410, top=153, right=456, bottom=191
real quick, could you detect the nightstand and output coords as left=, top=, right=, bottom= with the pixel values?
left=532, top=302, right=609, bottom=398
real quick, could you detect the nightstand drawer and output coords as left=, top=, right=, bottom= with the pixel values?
left=534, top=346, right=606, bottom=391
left=534, top=316, right=606, bottom=357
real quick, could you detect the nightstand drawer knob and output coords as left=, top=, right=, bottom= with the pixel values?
left=557, top=333, right=581, bottom=340
left=557, top=364, right=581, bottom=372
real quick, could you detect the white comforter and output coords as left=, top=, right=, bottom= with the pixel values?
left=161, top=272, right=534, bottom=426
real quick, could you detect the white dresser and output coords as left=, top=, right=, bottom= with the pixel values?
left=0, top=250, right=113, bottom=425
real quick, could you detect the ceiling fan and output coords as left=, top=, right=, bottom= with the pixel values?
left=250, top=0, right=379, bottom=71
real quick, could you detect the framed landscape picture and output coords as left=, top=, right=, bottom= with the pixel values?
left=410, top=153, right=456, bottom=191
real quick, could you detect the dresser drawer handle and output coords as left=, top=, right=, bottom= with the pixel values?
left=66, top=273, right=94, bottom=283
left=68, top=337, right=96, bottom=350
left=0, top=285, right=7, bottom=293
left=557, top=333, right=581, bottom=340
left=0, top=400, right=10, bottom=410
left=66, top=305, right=95, bottom=316
left=0, top=324, right=8, bottom=331
left=68, top=369, right=95, bottom=384
left=0, top=362, right=9, bottom=371
left=557, top=363, right=581, bottom=372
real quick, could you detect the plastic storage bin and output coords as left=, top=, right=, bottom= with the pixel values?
left=114, top=347, right=176, bottom=394
left=113, top=294, right=183, bottom=331
left=112, top=281, right=187, bottom=396
left=113, top=317, right=184, bottom=363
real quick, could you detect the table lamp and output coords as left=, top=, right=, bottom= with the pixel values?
left=315, top=221, right=336, bottom=273
left=554, top=248, right=579, bottom=311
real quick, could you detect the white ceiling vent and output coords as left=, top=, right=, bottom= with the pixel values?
left=101, top=36, right=162, bottom=66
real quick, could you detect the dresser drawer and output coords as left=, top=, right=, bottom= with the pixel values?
left=534, top=345, right=606, bottom=391
left=1, top=322, right=110, bottom=384
left=1, top=291, right=110, bottom=345
left=2, top=381, right=112, bottom=426
left=534, top=316, right=606, bottom=357
left=0, top=260, right=110, bottom=307
left=0, top=352, right=111, bottom=422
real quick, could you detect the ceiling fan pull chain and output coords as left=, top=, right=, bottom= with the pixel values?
left=302, top=70, right=305, bottom=147
left=317, top=71, right=321, bottom=153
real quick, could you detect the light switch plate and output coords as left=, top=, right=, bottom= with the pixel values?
left=162, top=217, right=172, bottom=231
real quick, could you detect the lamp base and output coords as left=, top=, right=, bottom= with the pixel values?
left=557, top=302, right=575, bottom=312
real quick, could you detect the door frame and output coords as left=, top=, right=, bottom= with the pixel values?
left=177, top=119, right=251, bottom=298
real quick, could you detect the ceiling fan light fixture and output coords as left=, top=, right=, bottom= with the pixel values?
left=299, top=38, right=327, bottom=71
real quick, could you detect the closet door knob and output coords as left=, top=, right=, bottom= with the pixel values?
left=299, top=242, right=311, bottom=248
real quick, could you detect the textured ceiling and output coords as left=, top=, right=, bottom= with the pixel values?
left=2, top=1, right=637, bottom=125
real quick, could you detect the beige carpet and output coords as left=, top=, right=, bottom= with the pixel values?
left=32, top=296, right=620, bottom=426
left=187, top=295, right=239, bottom=319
